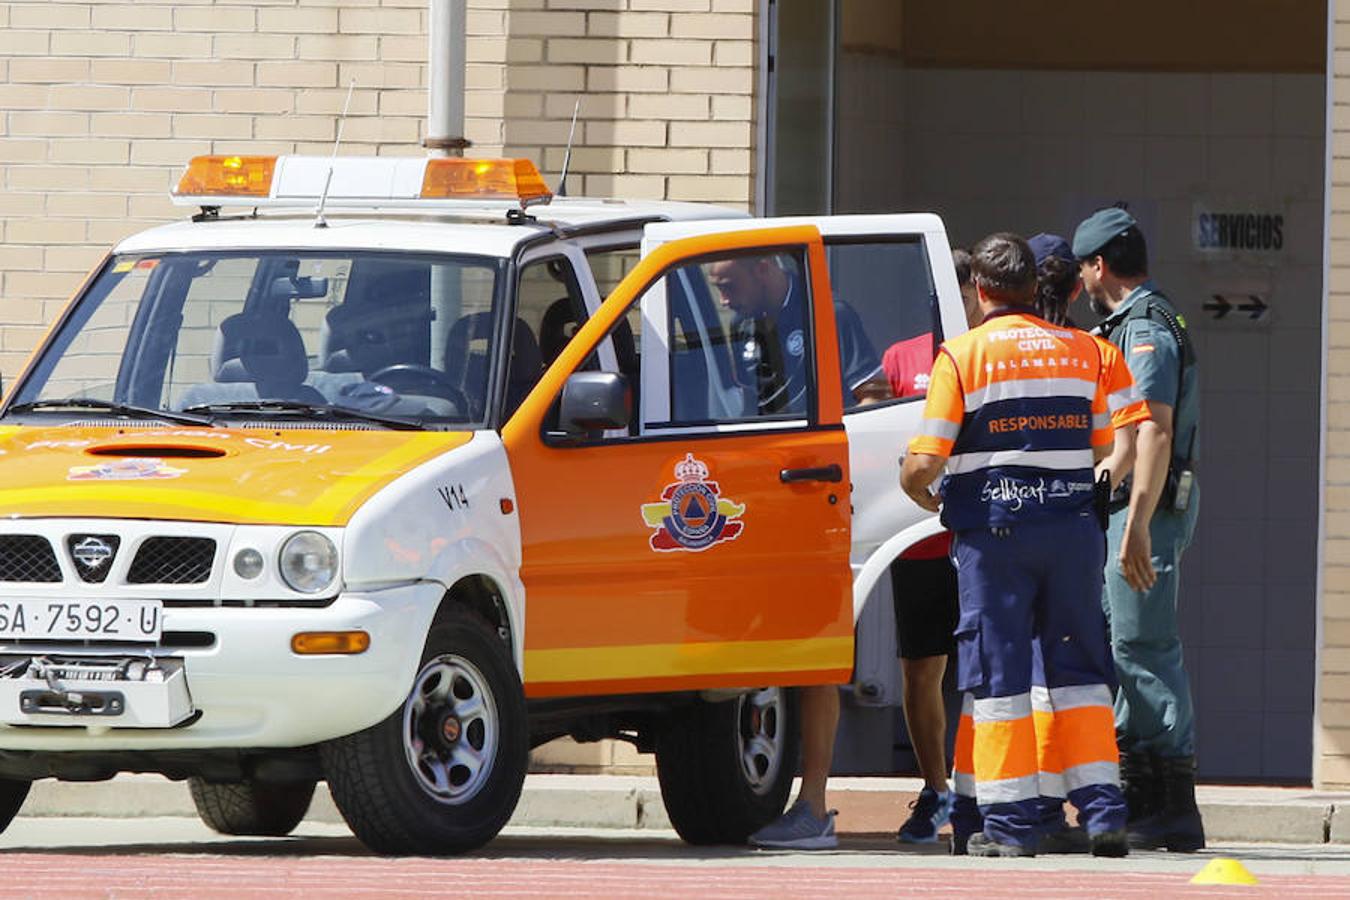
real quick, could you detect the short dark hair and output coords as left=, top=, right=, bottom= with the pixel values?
left=1095, top=226, right=1148, bottom=278
left=951, top=248, right=972, bottom=287
left=1035, top=255, right=1078, bottom=326
left=971, top=232, right=1036, bottom=306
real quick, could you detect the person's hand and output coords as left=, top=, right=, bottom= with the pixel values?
left=1118, top=519, right=1156, bottom=591
left=903, top=481, right=942, bottom=513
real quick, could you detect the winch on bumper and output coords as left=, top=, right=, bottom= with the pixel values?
left=0, top=654, right=193, bottom=727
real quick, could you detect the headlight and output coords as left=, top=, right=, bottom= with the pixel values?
left=279, top=531, right=338, bottom=594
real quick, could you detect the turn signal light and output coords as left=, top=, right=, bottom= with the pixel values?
left=175, top=155, right=277, bottom=198
left=291, top=631, right=370, bottom=655
left=420, top=158, right=552, bottom=204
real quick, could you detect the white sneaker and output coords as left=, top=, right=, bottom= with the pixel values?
left=748, top=799, right=838, bottom=850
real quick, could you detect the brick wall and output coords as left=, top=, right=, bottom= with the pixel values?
left=464, top=0, right=757, bottom=206
left=1325, top=0, right=1350, bottom=789
left=0, top=1, right=761, bottom=377
left=0, top=0, right=435, bottom=377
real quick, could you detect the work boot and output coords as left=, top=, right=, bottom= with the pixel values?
left=1127, top=755, right=1206, bottom=852
left=1119, top=750, right=1160, bottom=824
left=1037, top=825, right=1090, bottom=854
left=967, top=832, right=1036, bottom=858
left=1089, top=828, right=1129, bottom=858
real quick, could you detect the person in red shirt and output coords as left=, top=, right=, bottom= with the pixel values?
left=883, top=249, right=981, bottom=398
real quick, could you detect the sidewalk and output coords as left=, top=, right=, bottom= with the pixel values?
left=15, top=774, right=1350, bottom=845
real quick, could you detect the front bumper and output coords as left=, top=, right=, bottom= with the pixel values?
left=0, top=581, right=441, bottom=751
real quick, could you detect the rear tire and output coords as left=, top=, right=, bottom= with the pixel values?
left=187, top=778, right=315, bottom=837
left=0, top=777, right=30, bottom=833
left=321, top=606, right=528, bottom=855
left=655, top=687, right=799, bottom=845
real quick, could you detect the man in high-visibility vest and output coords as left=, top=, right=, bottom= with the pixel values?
left=901, top=232, right=1144, bottom=857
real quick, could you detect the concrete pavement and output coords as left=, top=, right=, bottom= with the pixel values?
left=14, top=774, right=1350, bottom=846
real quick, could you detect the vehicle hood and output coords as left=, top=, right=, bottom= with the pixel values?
left=0, top=425, right=474, bottom=526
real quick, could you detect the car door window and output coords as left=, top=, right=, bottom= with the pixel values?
left=511, top=256, right=586, bottom=419
left=824, top=238, right=940, bottom=406
left=671, top=250, right=813, bottom=424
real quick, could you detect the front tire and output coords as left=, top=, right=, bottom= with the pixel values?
left=0, top=778, right=30, bottom=834
left=321, top=606, right=528, bottom=855
left=187, top=778, right=315, bottom=836
left=655, top=687, right=799, bottom=844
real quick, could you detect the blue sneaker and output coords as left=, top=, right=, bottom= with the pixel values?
left=749, top=799, right=838, bottom=850
left=897, top=787, right=953, bottom=844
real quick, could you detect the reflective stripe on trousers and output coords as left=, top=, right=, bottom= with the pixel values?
left=954, top=683, right=1121, bottom=838
left=1033, top=684, right=1121, bottom=797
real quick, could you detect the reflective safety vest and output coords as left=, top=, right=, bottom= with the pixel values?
left=909, top=310, right=1147, bottom=531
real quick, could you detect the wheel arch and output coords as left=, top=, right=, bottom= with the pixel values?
left=851, top=517, right=950, bottom=624
left=423, top=535, right=525, bottom=675
left=433, top=571, right=520, bottom=677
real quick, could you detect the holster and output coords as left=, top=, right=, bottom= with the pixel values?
left=1094, top=470, right=1112, bottom=531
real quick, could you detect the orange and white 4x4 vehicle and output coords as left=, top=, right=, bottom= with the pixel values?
left=0, top=156, right=965, bottom=854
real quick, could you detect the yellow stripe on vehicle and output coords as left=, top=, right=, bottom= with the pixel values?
left=524, top=635, right=854, bottom=684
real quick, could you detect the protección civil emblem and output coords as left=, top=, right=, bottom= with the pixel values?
left=641, top=453, right=746, bottom=552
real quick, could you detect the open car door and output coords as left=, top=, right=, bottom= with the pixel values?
left=502, top=225, right=854, bottom=698
left=644, top=214, right=964, bottom=565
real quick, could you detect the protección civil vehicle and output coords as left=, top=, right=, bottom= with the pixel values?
left=0, top=155, right=965, bottom=853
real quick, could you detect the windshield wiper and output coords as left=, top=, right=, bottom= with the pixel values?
left=7, top=398, right=214, bottom=427
left=181, top=400, right=423, bottom=431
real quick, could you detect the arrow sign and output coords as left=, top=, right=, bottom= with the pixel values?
left=1203, top=295, right=1231, bottom=319
left=1237, top=295, right=1268, bottom=320
left=1204, top=293, right=1268, bottom=321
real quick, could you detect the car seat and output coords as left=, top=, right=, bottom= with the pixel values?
left=200, top=310, right=326, bottom=405
left=442, top=312, right=543, bottom=419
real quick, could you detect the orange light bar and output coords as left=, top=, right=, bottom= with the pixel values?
left=421, top=158, right=552, bottom=204
left=175, top=155, right=277, bottom=198
left=291, top=631, right=370, bottom=655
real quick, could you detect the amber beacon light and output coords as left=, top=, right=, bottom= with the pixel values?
left=175, top=155, right=277, bottom=198
left=420, top=158, right=552, bottom=204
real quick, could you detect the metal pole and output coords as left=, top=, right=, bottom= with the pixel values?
left=426, top=0, right=469, bottom=156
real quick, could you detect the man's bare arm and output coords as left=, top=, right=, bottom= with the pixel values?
left=851, top=377, right=894, bottom=406
left=1119, top=402, right=1173, bottom=591
left=1094, top=423, right=1137, bottom=490
left=900, top=452, right=946, bottom=513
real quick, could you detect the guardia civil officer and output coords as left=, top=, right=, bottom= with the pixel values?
left=1073, top=208, right=1205, bottom=853
left=902, top=232, right=1142, bottom=858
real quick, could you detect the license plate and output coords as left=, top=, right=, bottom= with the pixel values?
left=0, top=599, right=163, bottom=642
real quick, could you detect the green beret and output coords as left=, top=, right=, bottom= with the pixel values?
left=1072, top=207, right=1137, bottom=259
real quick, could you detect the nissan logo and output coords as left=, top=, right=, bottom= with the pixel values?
left=71, top=536, right=114, bottom=570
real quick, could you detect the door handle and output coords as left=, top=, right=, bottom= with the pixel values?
left=779, top=464, right=843, bottom=484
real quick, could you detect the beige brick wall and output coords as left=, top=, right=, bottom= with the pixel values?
left=464, top=0, right=758, bottom=207
left=1326, top=0, right=1350, bottom=790
left=0, top=0, right=760, bottom=379
left=0, top=0, right=437, bottom=377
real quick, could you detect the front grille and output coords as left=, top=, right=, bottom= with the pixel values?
left=0, top=535, right=61, bottom=583
left=127, top=537, right=216, bottom=585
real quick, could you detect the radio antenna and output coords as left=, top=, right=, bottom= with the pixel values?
left=555, top=98, right=581, bottom=198
left=315, top=79, right=357, bottom=229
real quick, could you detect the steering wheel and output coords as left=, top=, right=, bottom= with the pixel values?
left=367, top=364, right=471, bottom=414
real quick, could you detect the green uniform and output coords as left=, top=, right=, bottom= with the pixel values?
left=1097, top=282, right=1200, bottom=758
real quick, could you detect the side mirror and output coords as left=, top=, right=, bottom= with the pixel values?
left=559, top=372, right=630, bottom=435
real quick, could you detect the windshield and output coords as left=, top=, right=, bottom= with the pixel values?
left=8, top=250, right=506, bottom=428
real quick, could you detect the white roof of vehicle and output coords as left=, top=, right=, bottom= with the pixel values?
left=113, top=198, right=747, bottom=258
